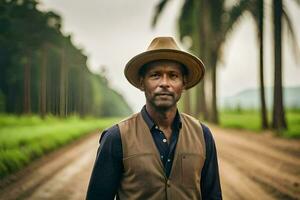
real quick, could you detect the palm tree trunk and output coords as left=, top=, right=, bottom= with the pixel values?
left=195, top=82, right=208, bottom=119
left=183, top=90, right=191, bottom=115
left=258, top=0, right=268, bottom=129
left=196, top=0, right=208, bottom=120
left=210, top=56, right=219, bottom=124
left=272, top=0, right=287, bottom=130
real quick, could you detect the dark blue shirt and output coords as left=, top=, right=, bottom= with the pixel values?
left=86, top=107, right=222, bottom=200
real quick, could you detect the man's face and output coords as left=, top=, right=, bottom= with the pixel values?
left=140, top=60, right=186, bottom=111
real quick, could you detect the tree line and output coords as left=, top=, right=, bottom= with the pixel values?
left=0, top=0, right=132, bottom=117
left=152, top=0, right=299, bottom=131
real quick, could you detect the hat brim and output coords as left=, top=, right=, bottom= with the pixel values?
left=124, top=49, right=205, bottom=89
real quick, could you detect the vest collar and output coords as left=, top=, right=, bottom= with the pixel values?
left=140, top=105, right=182, bottom=131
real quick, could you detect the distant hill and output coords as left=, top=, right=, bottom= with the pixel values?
left=220, top=86, right=300, bottom=109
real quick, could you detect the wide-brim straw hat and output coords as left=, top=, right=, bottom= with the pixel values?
left=124, top=37, right=205, bottom=89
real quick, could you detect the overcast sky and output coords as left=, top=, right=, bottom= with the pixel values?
left=39, top=0, right=300, bottom=112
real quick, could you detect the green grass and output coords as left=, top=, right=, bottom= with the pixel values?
left=220, top=109, right=300, bottom=138
left=220, top=110, right=261, bottom=132
left=0, top=114, right=120, bottom=179
left=282, top=111, right=300, bottom=138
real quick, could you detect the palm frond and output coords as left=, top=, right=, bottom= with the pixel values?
left=223, top=0, right=250, bottom=36
left=246, top=0, right=265, bottom=43
left=151, top=0, right=169, bottom=28
left=292, top=0, right=300, bottom=6
left=210, top=0, right=223, bottom=31
left=178, top=0, right=194, bottom=41
left=282, top=6, right=300, bottom=64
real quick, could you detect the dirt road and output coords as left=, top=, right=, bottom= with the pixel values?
left=0, top=127, right=299, bottom=200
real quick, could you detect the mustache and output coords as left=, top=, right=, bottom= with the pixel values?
left=154, top=92, right=174, bottom=96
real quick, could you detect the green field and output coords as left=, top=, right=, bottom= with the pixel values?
left=0, top=115, right=120, bottom=179
left=219, top=110, right=300, bottom=138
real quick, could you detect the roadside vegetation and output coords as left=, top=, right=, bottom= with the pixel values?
left=0, top=115, right=119, bottom=179
left=219, top=109, right=300, bottom=138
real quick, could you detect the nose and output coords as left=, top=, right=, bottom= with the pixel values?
left=159, top=74, right=170, bottom=88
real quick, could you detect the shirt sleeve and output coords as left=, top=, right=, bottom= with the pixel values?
left=200, top=123, right=223, bottom=200
left=86, top=125, right=123, bottom=200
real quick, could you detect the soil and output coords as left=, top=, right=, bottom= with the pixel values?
left=0, top=127, right=299, bottom=200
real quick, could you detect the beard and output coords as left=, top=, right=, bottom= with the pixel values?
left=145, top=91, right=181, bottom=111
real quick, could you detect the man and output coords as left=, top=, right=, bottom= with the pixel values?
left=86, top=37, right=222, bottom=200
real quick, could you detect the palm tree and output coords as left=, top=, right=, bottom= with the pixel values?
left=152, top=0, right=249, bottom=124
left=232, top=0, right=298, bottom=130
left=179, top=0, right=208, bottom=119
left=271, top=0, right=299, bottom=130
left=244, top=0, right=268, bottom=128
left=272, top=0, right=286, bottom=130
left=257, top=0, right=268, bottom=129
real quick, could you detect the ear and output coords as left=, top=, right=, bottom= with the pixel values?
left=139, top=77, right=145, bottom=91
left=182, top=76, right=187, bottom=90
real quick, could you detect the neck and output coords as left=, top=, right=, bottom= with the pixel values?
left=145, top=103, right=177, bottom=129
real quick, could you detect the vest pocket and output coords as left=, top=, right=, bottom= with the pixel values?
left=181, top=153, right=204, bottom=188
left=123, top=153, right=162, bottom=188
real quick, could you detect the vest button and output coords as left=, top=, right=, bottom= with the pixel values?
left=167, top=180, right=171, bottom=187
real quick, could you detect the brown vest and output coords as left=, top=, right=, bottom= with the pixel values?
left=117, top=112, right=206, bottom=200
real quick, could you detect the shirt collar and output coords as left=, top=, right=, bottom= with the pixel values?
left=141, top=105, right=182, bottom=131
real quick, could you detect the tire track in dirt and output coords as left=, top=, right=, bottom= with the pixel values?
left=24, top=148, right=95, bottom=200
left=220, top=157, right=274, bottom=200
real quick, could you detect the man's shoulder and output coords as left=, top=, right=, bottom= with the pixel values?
left=179, top=113, right=214, bottom=138
left=99, top=124, right=120, bottom=143
left=118, top=112, right=139, bottom=124
left=199, top=123, right=216, bottom=146
left=180, top=112, right=200, bottom=124
left=101, top=113, right=140, bottom=140
left=200, top=123, right=211, bottom=135
left=103, top=113, right=139, bottom=134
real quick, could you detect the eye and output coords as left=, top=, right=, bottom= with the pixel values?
left=170, top=73, right=179, bottom=79
left=150, top=72, right=160, bottom=78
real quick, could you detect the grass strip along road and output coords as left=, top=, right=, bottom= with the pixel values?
left=0, top=115, right=119, bottom=178
left=219, top=110, right=300, bottom=138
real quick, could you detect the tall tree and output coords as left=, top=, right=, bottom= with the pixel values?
left=23, top=53, right=31, bottom=114
left=152, top=0, right=249, bottom=123
left=196, top=0, right=208, bottom=120
left=59, top=45, right=66, bottom=117
left=39, top=43, right=47, bottom=118
left=271, top=0, right=299, bottom=130
left=245, top=0, right=268, bottom=128
left=0, top=0, right=133, bottom=117
left=183, top=90, right=191, bottom=114
left=258, top=0, right=268, bottom=129
left=272, top=0, right=287, bottom=130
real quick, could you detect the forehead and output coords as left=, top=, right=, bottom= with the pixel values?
left=144, top=60, right=183, bottom=73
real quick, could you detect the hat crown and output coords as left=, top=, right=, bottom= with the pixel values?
left=147, top=37, right=180, bottom=51
left=125, top=36, right=205, bottom=90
